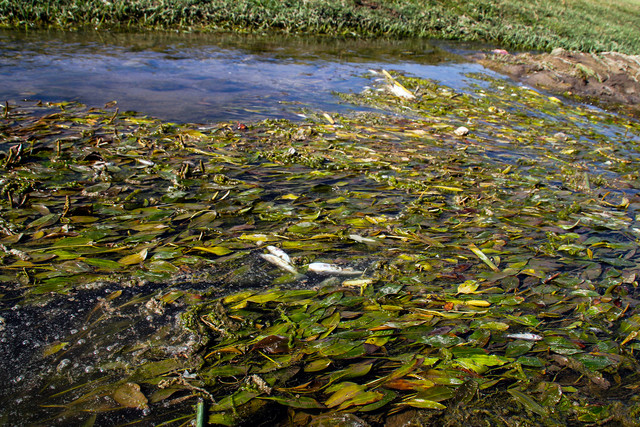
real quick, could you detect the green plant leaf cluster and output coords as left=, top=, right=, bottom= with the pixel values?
left=2, top=69, right=640, bottom=424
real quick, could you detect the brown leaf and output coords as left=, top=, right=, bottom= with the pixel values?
left=112, top=383, right=148, bottom=409
left=252, top=335, right=290, bottom=354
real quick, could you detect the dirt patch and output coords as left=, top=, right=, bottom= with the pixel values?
left=473, top=48, right=640, bottom=116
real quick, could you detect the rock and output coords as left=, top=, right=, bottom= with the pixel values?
left=454, top=126, right=469, bottom=136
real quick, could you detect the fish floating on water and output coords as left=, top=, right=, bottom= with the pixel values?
left=259, top=246, right=364, bottom=277
left=307, top=262, right=363, bottom=276
left=381, top=69, right=415, bottom=100
left=505, top=333, right=543, bottom=341
left=260, top=245, right=298, bottom=275
left=266, top=245, right=291, bottom=264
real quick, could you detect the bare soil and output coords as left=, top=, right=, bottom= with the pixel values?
left=474, top=48, right=640, bottom=117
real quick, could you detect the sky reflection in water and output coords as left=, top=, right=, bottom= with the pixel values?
left=0, top=30, right=492, bottom=123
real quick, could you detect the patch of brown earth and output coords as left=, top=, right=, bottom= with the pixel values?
left=474, top=48, right=640, bottom=116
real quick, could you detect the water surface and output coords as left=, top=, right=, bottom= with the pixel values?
left=0, top=30, right=491, bottom=122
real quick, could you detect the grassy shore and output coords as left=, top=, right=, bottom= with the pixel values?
left=1, top=0, right=640, bottom=54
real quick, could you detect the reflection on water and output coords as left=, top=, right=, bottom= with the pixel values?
left=0, top=29, right=491, bottom=123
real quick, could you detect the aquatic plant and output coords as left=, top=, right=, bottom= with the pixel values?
left=2, top=70, right=640, bottom=425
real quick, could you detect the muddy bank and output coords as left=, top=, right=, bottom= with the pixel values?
left=474, top=48, right=640, bottom=116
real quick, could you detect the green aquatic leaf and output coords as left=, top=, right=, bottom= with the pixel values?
left=468, top=243, right=500, bottom=272
left=401, top=397, right=447, bottom=410
left=210, top=390, right=260, bottom=412
left=453, top=355, right=510, bottom=374
left=544, top=336, right=583, bottom=355
left=505, top=340, right=535, bottom=358
left=417, top=335, right=465, bottom=348
left=51, top=236, right=93, bottom=248
left=327, top=362, right=373, bottom=382
left=324, top=382, right=383, bottom=410
left=470, top=320, right=510, bottom=331
left=260, top=395, right=325, bottom=409
left=360, top=389, right=397, bottom=412
left=42, top=341, right=69, bottom=357
left=26, top=213, right=61, bottom=229
left=112, top=383, right=148, bottom=410
left=415, top=386, right=455, bottom=402
left=304, top=358, right=332, bottom=373
left=82, top=258, right=123, bottom=271
left=507, top=389, right=547, bottom=417
left=505, top=314, right=541, bottom=328
left=572, top=353, right=615, bottom=371
left=324, top=382, right=364, bottom=408
left=517, top=356, right=546, bottom=368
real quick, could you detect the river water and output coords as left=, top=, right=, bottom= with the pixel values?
left=0, top=29, right=495, bottom=123
left=4, top=29, right=640, bottom=427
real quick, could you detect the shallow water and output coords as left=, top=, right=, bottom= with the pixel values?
left=4, top=29, right=640, bottom=427
left=0, top=29, right=493, bottom=123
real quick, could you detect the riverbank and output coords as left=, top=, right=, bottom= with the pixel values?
left=474, top=48, right=640, bottom=118
left=1, top=0, right=640, bottom=55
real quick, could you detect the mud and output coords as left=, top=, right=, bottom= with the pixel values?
left=474, top=48, right=640, bottom=116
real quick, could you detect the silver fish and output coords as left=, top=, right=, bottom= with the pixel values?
left=505, top=333, right=543, bottom=341
left=307, top=262, right=363, bottom=276
left=266, top=245, right=291, bottom=264
left=260, top=253, right=298, bottom=275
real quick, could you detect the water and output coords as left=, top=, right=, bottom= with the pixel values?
left=0, top=29, right=492, bottom=123
left=4, top=29, right=640, bottom=426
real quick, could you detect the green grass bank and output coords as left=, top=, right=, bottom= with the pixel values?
left=1, top=0, right=640, bottom=54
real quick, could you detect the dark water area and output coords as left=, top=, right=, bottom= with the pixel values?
left=0, top=29, right=494, bottom=123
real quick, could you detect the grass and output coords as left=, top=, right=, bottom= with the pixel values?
left=1, top=0, right=640, bottom=54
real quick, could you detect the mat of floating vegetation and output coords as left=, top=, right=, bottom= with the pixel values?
left=1, top=69, right=640, bottom=426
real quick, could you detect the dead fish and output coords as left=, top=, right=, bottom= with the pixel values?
left=266, top=245, right=291, bottom=264
left=505, top=333, right=543, bottom=341
left=349, top=234, right=378, bottom=244
left=260, top=253, right=298, bottom=275
left=307, top=262, right=363, bottom=276
left=388, top=83, right=415, bottom=99
left=136, top=158, right=155, bottom=167
left=381, top=69, right=415, bottom=100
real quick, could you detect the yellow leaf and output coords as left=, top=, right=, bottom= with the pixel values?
left=365, top=336, right=389, bottom=346
left=280, top=194, right=299, bottom=200
left=433, top=185, right=464, bottom=193
left=457, top=280, right=479, bottom=294
left=323, top=113, right=335, bottom=124
left=464, top=300, right=491, bottom=307
left=118, top=248, right=148, bottom=265
left=621, top=330, right=638, bottom=346
left=192, top=246, right=232, bottom=256
left=106, top=290, right=122, bottom=301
